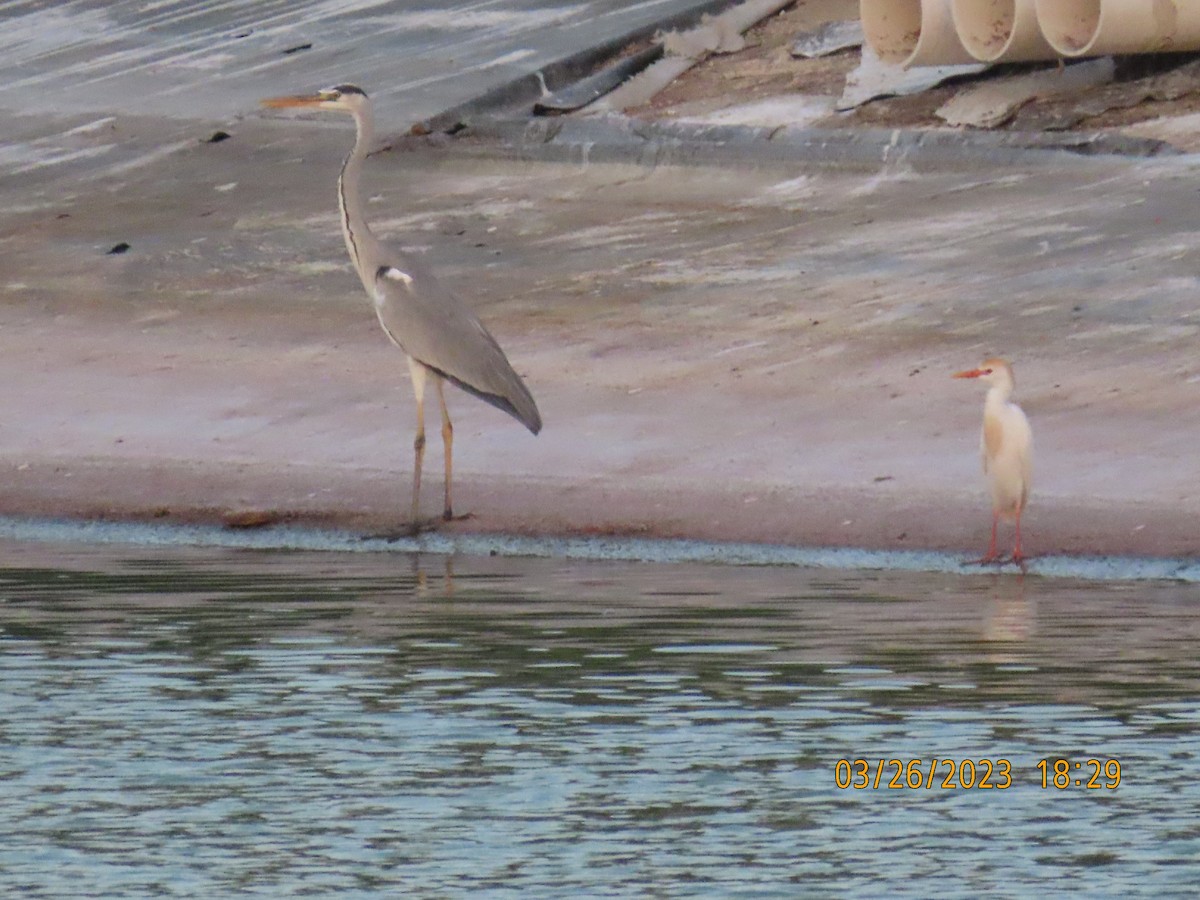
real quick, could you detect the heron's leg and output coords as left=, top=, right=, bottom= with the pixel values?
left=407, top=357, right=428, bottom=524
left=1011, top=507, right=1025, bottom=564
left=434, top=376, right=454, bottom=520
left=976, top=512, right=1001, bottom=565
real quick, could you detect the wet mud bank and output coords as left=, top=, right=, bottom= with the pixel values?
left=2, top=121, right=1199, bottom=567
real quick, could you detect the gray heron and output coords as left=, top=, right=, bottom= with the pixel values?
left=262, top=85, right=541, bottom=525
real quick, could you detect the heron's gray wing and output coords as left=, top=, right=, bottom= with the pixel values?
left=371, top=260, right=541, bottom=434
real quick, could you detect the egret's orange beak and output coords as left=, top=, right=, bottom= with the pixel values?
left=261, top=94, right=325, bottom=109
left=953, top=368, right=985, bottom=379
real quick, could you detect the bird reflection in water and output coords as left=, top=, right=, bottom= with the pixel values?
left=981, top=574, right=1035, bottom=653
left=413, top=553, right=456, bottom=598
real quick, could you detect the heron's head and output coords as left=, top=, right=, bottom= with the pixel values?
left=261, top=83, right=369, bottom=114
left=953, top=357, right=1015, bottom=391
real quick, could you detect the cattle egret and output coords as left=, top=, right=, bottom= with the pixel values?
left=953, top=358, right=1033, bottom=564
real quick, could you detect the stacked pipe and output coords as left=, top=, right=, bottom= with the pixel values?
left=861, top=0, right=1200, bottom=67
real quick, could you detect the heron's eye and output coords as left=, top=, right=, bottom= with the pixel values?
left=984, top=368, right=993, bottom=374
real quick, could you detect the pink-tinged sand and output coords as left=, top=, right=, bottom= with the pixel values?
left=1, top=117, right=1197, bottom=558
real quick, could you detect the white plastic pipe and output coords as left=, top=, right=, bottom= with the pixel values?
left=1036, top=0, right=1200, bottom=57
left=951, top=0, right=1054, bottom=62
left=860, top=0, right=976, bottom=67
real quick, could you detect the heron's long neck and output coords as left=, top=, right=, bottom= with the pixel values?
left=986, top=382, right=1013, bottom=410
left=338, top=106, right=381, bottom=294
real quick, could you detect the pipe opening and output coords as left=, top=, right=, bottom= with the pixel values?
left=862, top=0, right=975, bottom=67
left=1034, top=0, right=1100, bottom=56
left=861, top=0, right=924, bottom=64
left=953, top=0, right=1055, bottom=63
left=953, top=0, right=1015, bottom=59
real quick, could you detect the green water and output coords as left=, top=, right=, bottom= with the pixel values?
left=0, top=540, right=1197, bottom=896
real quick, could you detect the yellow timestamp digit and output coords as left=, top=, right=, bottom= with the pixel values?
left=1037, top=758, right=1120, bottom=789
left=1041, top=758, right=1073, bottom=789
left=835, top=758, right=1015, bottom=789
left=833, top=758, right=874, bottom=789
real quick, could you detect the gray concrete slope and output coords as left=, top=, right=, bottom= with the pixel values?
left=0, top=0, right=722, bottom=127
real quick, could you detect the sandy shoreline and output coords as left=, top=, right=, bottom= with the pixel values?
left=3, top=454, right=1196, bottom=562
left=2, top=118, right=1198, bottom=565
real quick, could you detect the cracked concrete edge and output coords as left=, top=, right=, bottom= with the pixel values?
left=416, top=0, right=738, bottom=134
left=391, top=112, right=1182, bottom=173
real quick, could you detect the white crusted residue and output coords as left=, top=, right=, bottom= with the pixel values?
left=0, top=143, right=114, bottom=175
left=63, top=117, right=117, bottom=136
left=357, top=9, right=576, bottom=30
left=0, top=6, right=112, bottom=54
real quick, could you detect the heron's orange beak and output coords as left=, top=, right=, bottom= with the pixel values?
left=261, top=94, right=326, bottom=109
left=953, top=368, right=985, bottom=379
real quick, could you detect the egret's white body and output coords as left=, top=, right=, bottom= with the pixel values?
left=954, top=358, right=1032, bottom=563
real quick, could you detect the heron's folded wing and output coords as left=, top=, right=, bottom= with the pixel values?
left=371, top=261, right=541, bottom=434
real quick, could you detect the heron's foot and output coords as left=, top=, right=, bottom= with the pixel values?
left=364, top=529, right=412, bottom=543
left=970, top=552, right=1029, bottom=571
left=409, top=515, right=448, bottom=534
left=443, top=510, right=476, bottom=523
left=365, top=517, right=444, bottom=541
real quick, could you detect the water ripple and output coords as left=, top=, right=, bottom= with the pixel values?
left=0, top=541, right=1197, bottom=895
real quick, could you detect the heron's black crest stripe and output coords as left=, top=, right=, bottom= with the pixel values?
left=331, top=84, right=367, bottom=97
left=338, top=156, right=360, bottom=273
